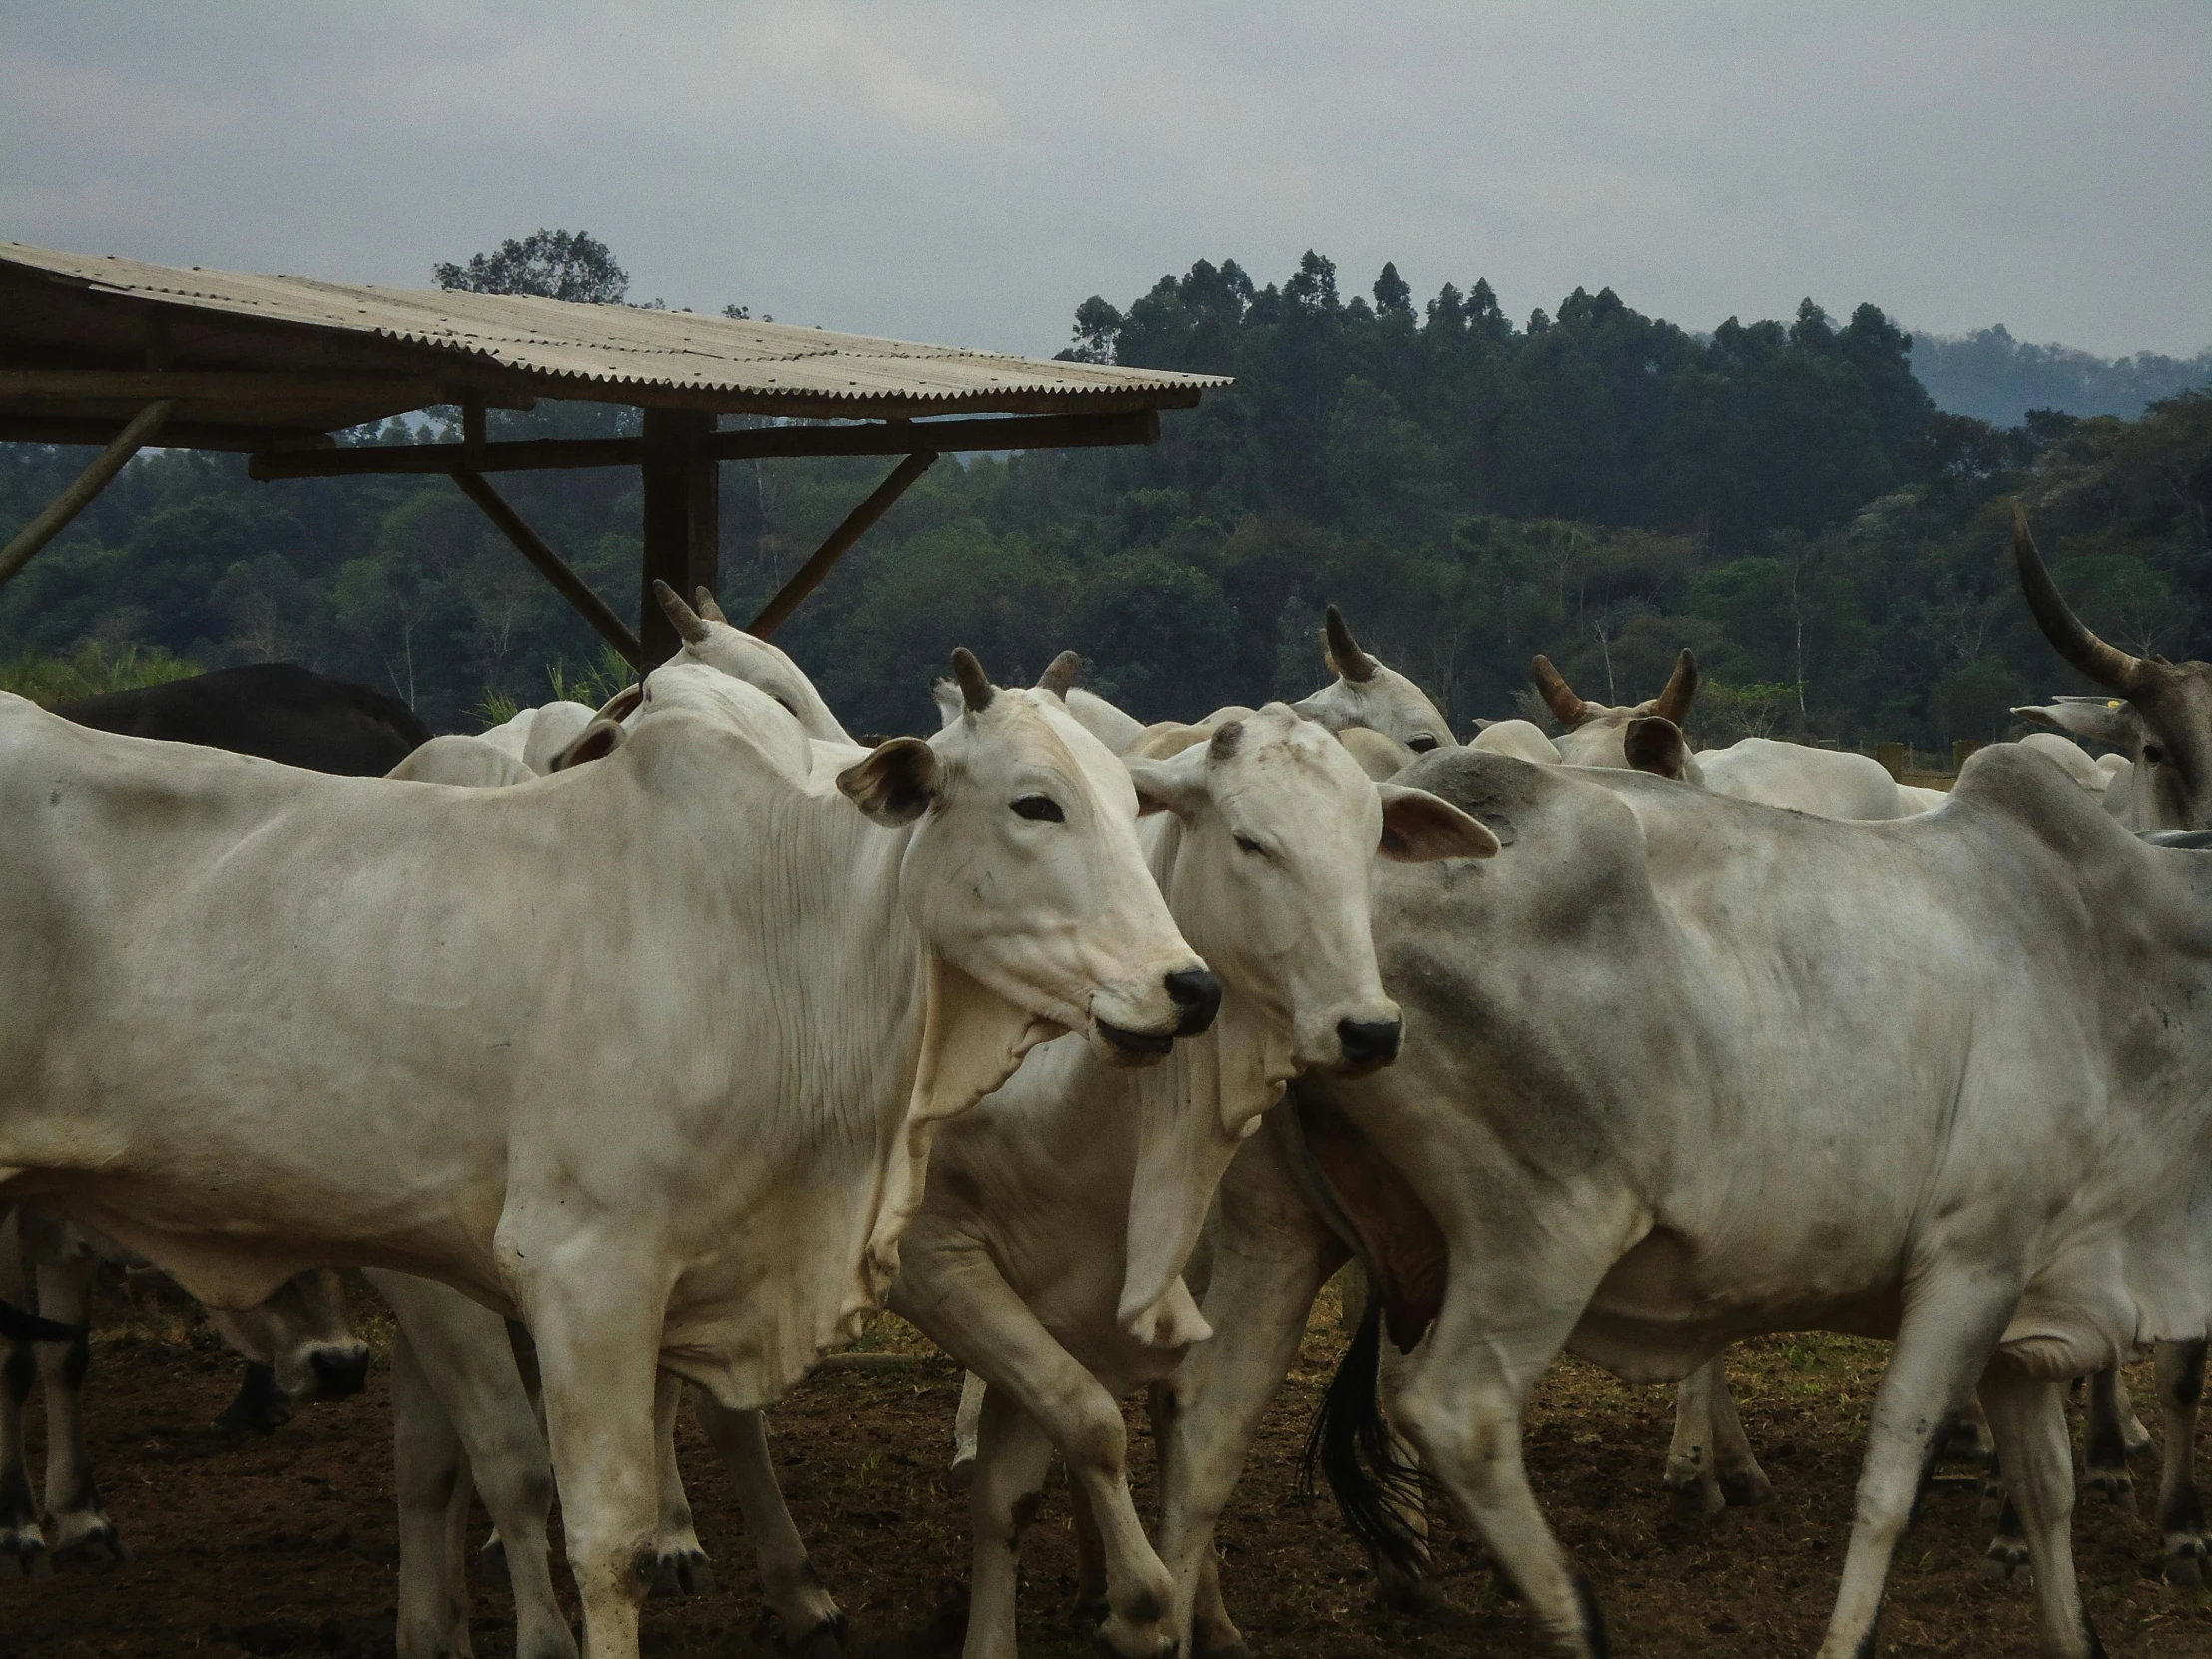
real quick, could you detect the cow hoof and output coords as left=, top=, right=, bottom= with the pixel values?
left=1090, top=1631, right=1177, bottom=1659
left=947, top=1451, right=975, bottom=1493
left=2083, top=1471, right=2136, bottom=1514
left=2164, top=1536, right=2210, bottom=1589
left=1719, top=1466, right=1774, bottom=1507
left=1374, top=1563, right=1439, bottom=1614
left=1980, top=1539, right=2031, bottom=1587
left=1, top=1533, right=53, bottom=1579
left=651, top=1546, right=715, bottom=1598
left=47, top=1514, right=128, bottom=1564
left=1665, top=1477, right=1726, bottom=1523
left=784, top=1612, right=848, bottom=1657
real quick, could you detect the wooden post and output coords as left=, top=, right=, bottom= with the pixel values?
left=1952, top=738, right=1981, bottom=774
left=0, top=399, right=175, bottom=591
left=451, top=473, right=643, bottom=669
left=748, top=451, right=939, bottom=639
left=1874, top=741, right=1906, bottom=781
left=640, top=409, right=719, bottom=665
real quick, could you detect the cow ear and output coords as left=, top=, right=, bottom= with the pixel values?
left=1124, top=748, right=1210, bottom=819
left=595, top=683, right=645, bottom=724
left=1376, top=784, right=1499, bottom=862
left=1623, top=715, right=1691, bottom=780
left=550, top=719, right=626, bottom=772
left=2012, top=700, right=2141, bottom=750
left=839, top=737, right=938, bottom=826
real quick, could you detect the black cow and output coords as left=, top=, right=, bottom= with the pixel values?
left=55, top=662, right=432, bottom=776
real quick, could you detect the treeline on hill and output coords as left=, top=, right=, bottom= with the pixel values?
left=3, top=239, right=2208, bottom=748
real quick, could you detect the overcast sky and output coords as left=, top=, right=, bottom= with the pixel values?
left=3, top=3, right=2205, bottom=360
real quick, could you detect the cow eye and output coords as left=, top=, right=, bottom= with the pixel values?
left=1407, top=734, right=1439, bottom=753
left=1012, top=795, right=1064, bottom=822
left=1234, top=831, right=1267, bottom=857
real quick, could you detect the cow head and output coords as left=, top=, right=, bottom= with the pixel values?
left=1536, top=649, right=1700, bottom=769
left=1112, top=704, right=1497, bottom=1346
left=205, top=1269, right=370, bottom=1406
left=1292, top=606, right=1457, bottom=754
left=839, top=648, right=1214, bottom=1063
left=653, top=581, right=857, bottom=744
left=2012, top=508, right=2212, bottom=830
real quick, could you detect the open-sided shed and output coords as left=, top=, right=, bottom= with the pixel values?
left=0, top=243, right=1226, bottom=665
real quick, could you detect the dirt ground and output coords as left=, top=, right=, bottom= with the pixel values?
left=4, top=1276, right=2209, bottom=1658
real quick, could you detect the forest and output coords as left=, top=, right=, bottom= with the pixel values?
left=4, top=234, right=2208, bottom=748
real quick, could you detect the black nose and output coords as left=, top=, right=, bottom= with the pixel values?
left=1165, top=968, right=1222, bottom=1036
left=1338, top=1018, right=1402, bottom=1068
left=310, top=1348, right=370, bottom=1400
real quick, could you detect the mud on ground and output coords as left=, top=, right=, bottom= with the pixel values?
left=3, top=1277, right=2209, bottom=1657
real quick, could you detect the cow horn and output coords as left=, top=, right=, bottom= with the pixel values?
left=1036, top=650, right=1080, bottom=700
left=1324, top=605, right=1379, bottom=683
left=693, top=587, right=729, bottom=625
left=951, top=647, right=994, bottom=714
left=652, top=579, right=712, bottom=646
left=1531, top=655, right=1589, bottom=728
left=2013, top=505, right=2145, bottom=695
left=1651, top=649, right=1699, bottom=726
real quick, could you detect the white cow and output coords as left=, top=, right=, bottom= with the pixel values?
left=1289, top=607, right=1456, bottom=754
left=0, top=648, right=1208, bottom=1659
left=477, top=700, right=598, bottom=776
left=885, top=705, right=1492, bottom=1659
left=1532, top=649, right=1699, bottom=770
left=1161, top=745, right=2212, bottom=1659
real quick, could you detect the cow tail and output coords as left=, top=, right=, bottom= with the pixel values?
left=0, top=1298, right=76, bottom=1344
left=1298, top=1280, right=1428, bottom=1583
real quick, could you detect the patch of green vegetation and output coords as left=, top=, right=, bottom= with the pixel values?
left=0, top=641, right=201, bottom=706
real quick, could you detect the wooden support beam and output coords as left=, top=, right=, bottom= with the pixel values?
left=639, top=410, right=719, bottom=666
left=749, top=451, right=939, bottom=640
left=0, top=415, right=334, bottom=454
left=0, top=399, right=176, bottom=592
left=451, top=472, right=644, bottom=669
left=0, top=370, right=449, bottom=405
left=245, top=407, right=1162, bottom=481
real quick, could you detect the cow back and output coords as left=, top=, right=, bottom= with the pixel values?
left=56, top=664, right=432, bottom=776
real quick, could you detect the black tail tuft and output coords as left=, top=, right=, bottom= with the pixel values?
left=1298, top=1284, right=1429, bottom=1582
left=0, top=1297, right=78, bottom=1344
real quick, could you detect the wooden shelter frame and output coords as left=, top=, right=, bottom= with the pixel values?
left=0, top=247, right=1220, bottom=669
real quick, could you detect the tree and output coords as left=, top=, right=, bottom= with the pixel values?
left=434, top=230, right=630, bottom=304
left=1372, top=262, right=1412, bottom=316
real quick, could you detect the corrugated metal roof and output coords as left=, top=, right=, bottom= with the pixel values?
left=0, top=243, right=1225, bottom=417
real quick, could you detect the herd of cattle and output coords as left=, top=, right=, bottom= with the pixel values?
left=1, top=506, right=2208, bottom=1659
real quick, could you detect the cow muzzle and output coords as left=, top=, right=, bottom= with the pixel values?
left=1336, top=1016, right=1403, bottom=1074
left=285, top=1341, right=371, bottom=1402
left=1094, top=964, right=1221, bottom=1061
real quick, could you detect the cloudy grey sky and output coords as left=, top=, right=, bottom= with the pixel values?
left=3, top=3, right=2205, bottom=359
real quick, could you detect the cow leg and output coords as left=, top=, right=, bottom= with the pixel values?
left=950, top=1370, right=986, bottom=1490
left=1155, top=1126, right=1347, bottom=1659
left=370, top=1269, right=576, bottom=1659
left=646, top=1370, right=713, bottom=1597
left=1706, top=1356, right=1773, bottom=1507
left=34, top=1251, right=124, bottom=1560
left=1067, top=1477, right=1111, bottom=1629
left=0, top=1211, right=47, bottom=1577
left=1978, top=1359, right=2099, bottom=1659
left=964, top=1386, right=1059, bottom=1659
left=688, top=1397, right=844, bottom=1650
left=1390, top=1293, right=1601, bottom=1658
left=909, top=1263, right=1175, bottom=1659
left=2155, top=1339, right=2209, bottom=1587
left=1664, top=1359, right=1728, bottom=1519
left=392, top=1319, right=478, bottom=1659
left=1948, top=1390, right=1996, bottom=1468
left=1981, top=1491, right=2032, bottom=1587
left=1814, top=1280, right=2015, bottom=1659
left=215, top=1363, right=293, bottom=1435
left=1369, top=1336, right=1436, bottom=1609
left=520, top=1264, right=665, bottom=1659
left=2083, top=1367, right=2138, bottom=1512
